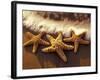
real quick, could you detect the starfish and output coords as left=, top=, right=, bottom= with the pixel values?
left=63, top=30, right=89, bottom=53
left=42, top=32, right=74, bottom=62
left=23, top=32, right=49, bottom=53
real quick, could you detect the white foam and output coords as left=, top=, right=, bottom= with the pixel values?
left=23, top=11, right=90, bottom=40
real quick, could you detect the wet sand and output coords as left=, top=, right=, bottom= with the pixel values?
left=23, top=27, right=90, bottom=69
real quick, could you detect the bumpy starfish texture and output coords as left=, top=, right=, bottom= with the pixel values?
left=63, top=30, right=89, bottom=53
left=24, top=32, right=49, bottom=53
left=42, top=32, right=74, bottom=62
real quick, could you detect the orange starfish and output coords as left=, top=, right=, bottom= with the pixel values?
left=63, top=30, right=89, bottom=53
left=42, top=32, right=74, bottom=62
left=24, top=32, right=49, bottom=53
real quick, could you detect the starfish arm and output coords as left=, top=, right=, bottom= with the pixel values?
left=71, top=30, right=75, bottom=36
left=32, top=43, right=38, bottom=53
left=25, top=32, right=34, bottom=39
left=63, top=37, right=72, bottom=42
left=60, top=42, right=74, bottom=50
left=74, top=41, right=79, bottom=53
left=23, top=39, right=33, bottom=46
left=78, top=32, right=86, bottom=38
left=56, top=47, right=67, bottom=62
left=37, top=33, right=43, bottom=38
left=39, top=39, right=50, bottom=45
left=80, top=39, right=89, bottom=44
left=38, top=32, right=45, bottom=37
left=42, top=46, right=55, bottom=52
left=46, top=34, right=55, bottom=43
left=56, top=32, right=62, bottom=41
